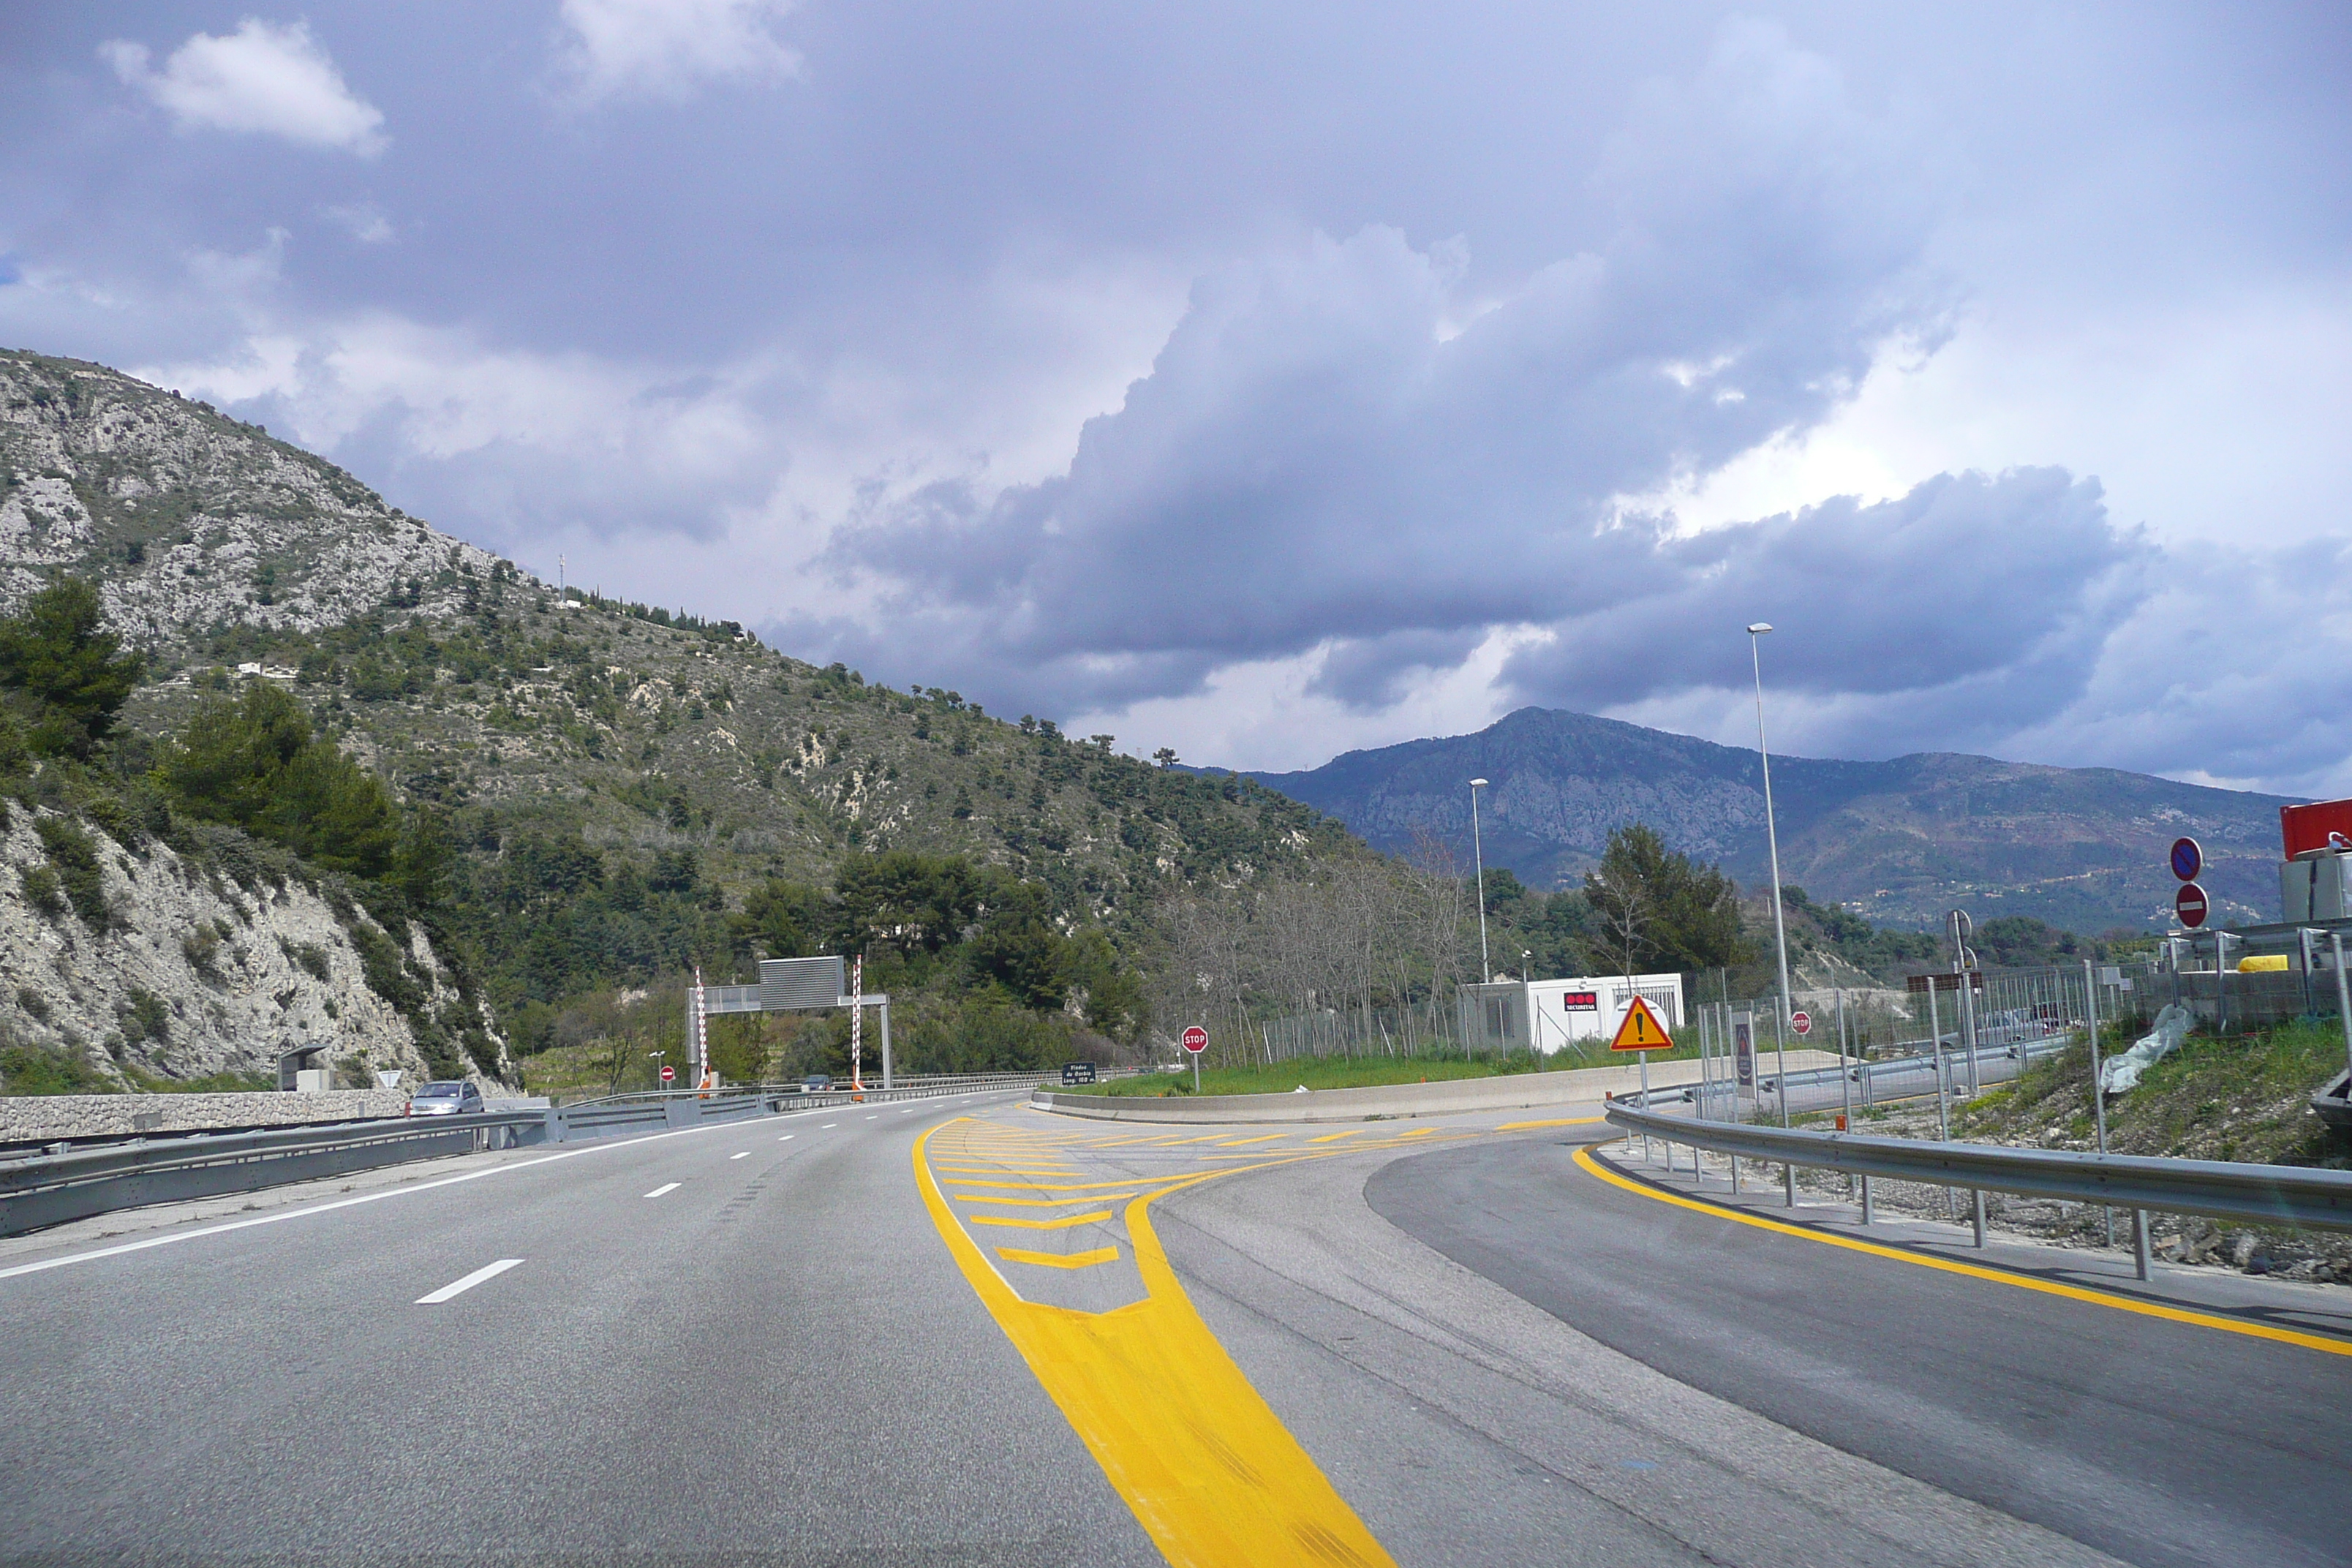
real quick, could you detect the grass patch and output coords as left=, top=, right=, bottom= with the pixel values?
left=1956, top=1017, right=2352, bottom=1167
left=119, top=1063, right=274, bottom=1093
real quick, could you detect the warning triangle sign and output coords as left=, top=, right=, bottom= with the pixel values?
left=1608, top=995, right=1673, bottom=1052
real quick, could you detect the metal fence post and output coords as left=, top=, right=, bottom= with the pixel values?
left=2084, top=958, right=2114, bottom=1247
left=2332, top=932, right=2352, bottom=1087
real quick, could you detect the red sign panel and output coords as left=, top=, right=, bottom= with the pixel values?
left=2175, top=881, right=2209, bottom=929
left=1790, top=1010, right=1812, bottom=1036
left=659, top=1064, right=676, bottom=1082
left=1180, top=1025, right=1210, bottom=1054
left=2281, top=799, right=2352, bottom=860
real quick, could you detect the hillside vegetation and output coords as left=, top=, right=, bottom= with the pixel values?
left=0, top=349, right=1355, bottom=1083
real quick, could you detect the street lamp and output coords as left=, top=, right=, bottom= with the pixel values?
left=1747, top=623, right=1795, bottom=1131
left=1469, top=778, right=1492, bottom=984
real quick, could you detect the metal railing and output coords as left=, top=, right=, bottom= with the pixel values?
left=0, top=1112, right=543, bottom=1237
left=1606, top=1100, right=2352, bottom=1232
left=0, top=1073, right=1054, bottom=1238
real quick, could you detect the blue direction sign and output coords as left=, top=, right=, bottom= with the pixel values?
left=2170, top=837, right=2203, bottom=882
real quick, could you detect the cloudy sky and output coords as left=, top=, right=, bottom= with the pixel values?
left=4, top=3, right=2348, bottom=793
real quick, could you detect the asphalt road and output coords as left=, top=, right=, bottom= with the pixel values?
left=0, top=1095, right=2341, bottom=1567
left=1364, top=1131, right=2352, bottom=1568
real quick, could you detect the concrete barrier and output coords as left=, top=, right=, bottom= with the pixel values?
left=1035, top=1051, right=1846, bottom=1124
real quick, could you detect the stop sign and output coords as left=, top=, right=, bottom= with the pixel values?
left=2175, top=881, right=2209, bottom=930
left=1790, top=1010, right=1812, bottom=1036
left=659, top=1064, right=676, bottom=1082
left=1180, top=1025, right=1209, bottom=1055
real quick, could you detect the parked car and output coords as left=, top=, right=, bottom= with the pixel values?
left=407, top=1080, right=485, bottom=1116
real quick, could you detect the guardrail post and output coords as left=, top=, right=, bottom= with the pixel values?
left=1859, top=1174, right=1874, bottom=1226
left=1783, top=1162, right=1795, bottom=1207
left=1971, top=1190, right=1987, bottom=1247
left=2133, top=1209, right=2152, bottom=1281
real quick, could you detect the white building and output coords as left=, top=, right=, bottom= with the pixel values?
left=1459, top=973, right=1686, bottom=1055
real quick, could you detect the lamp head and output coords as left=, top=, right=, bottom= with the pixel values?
left=1470, top=777, right=1488, bottom=788
left=1747, top=622, right=1773, bottom=635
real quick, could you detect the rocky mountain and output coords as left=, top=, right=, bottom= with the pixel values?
left=1243, top=707, right=2295, bottom=934
left=0, top=350, right=1349, bottom=1077
left=0, top=804, right=504, bottom=1092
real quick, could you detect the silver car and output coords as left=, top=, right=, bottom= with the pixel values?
left=407, top=1080, right=484, bottom=1116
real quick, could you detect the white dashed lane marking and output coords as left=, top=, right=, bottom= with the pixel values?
left=644, top=1183, right=680, bottom=1199
left=416, top=1259, right=522, bottom=1305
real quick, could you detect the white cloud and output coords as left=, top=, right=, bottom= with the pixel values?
left=554, top=0, right=803, bottom=105
left=100, top=20, right=387, bottom=157
left=320, top=202, right=394, bottom=245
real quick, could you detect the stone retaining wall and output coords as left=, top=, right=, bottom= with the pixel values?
left=0, top=1090, right=411, bottom=1145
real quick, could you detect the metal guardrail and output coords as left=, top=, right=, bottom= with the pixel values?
left=0, top=1112, right=544, bottom=1236
left=1660, top=1037, right=2070, bottom=1120
left=0, top=1073, right=1052, bottom=1237
left=1604, top=1101, right=2352, bottom=1235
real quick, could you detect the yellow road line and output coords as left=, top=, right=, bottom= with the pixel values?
left=916, top=1122, right=1394, bottom=1567
left=935, top=1167, right=1082, bottom=1177
left=956, top=1191, right=1143, bottom=1207
left=945, top=1177, right=1166, bottom=1192
left=1396, top=1128, right=1437, bottom=1138
left=1572, top=1145, right=2352, bottom=1360
left=1496, top=1117, right=1606, bottom=1131
left=1308, top=1129, right=1367, bottom=1144
left=971, top=1210, right=1115, bottom=1231
left=997, top=1245, right=1121, bottom=1270
left=1216, top=1134, right=1287, bottom=1147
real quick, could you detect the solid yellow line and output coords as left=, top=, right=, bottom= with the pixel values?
left=936, top=1167, right=1082, bottom=1177
left=945, top=1177, right=1166, bottom=1192
left=1217, top=1134, right=1286, bottom=1147
left=1571, top=1145, right=2352, bottom=1360
left=972, top=1210, right=1115, bottom=1231
left=1496, top=1117, right=1606, bottom=1131
left=1397, top=1128, right=1437, bottom=1138
left=915, top=1121, right=1394, bottom=1567
left=956, top=1192, right=1143, bottom=1207
left=1308, top=1129, right=1367, bottom=1144
left=997, top=1245, right=1120, bottom=1270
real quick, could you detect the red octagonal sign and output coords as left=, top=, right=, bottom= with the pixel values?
left=1790, top=1010, right=1812, bottom=1036
left=2175, top=881, right=2209, bottom=930
left=1180, top=1025, right=1210, bottom=1054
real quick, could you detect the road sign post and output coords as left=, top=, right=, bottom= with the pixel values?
left=1610, top=998, right=1673, bottom=1161
left=1180, top=1024, right=1208, bottom=1093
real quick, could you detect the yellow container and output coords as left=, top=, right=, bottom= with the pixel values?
left=2236, top=954, right=2291, bottom=973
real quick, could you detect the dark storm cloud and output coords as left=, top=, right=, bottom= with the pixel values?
left=834, top=23, right=1952, bottom=708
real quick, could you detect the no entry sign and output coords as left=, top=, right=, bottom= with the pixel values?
left=2175, top=881, right=2209, bottom=930
left=1790, top=1010, right=1812, bottom=1036
left=659, top=1064, right=676, bottom=1082
left=1180, top=1025, right=1209, bottom=1055
left=2170, top=837, right=2203, bottom=882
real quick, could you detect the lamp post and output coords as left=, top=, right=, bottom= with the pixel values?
left=1747, top=623, right=1795, bottom=1131
left=1469, top=778, right=1492, bottom=984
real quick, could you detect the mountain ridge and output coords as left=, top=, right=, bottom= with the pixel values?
left=1237, top=706, right=2293, bottom=933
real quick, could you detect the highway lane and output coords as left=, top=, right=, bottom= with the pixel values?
left=4, top=1090, right=2340, bottom=1567
left=0, top=1091, right=1165, bottom=1567
left=1363, top=1129, right=2352, bottom=1568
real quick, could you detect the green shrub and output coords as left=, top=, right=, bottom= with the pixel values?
left=119, top=987, right=171, bottom=1047
left=0, top=1040, right=116, bottom=1095
left=33, top=816, right=110, bottom=930
left=20, top=863, right=66, bottom=919
left=279, top=937, right=331, bottom=981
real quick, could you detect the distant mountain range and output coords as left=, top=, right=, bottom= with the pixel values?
left=1238, top=708, right=2297, bottom=934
